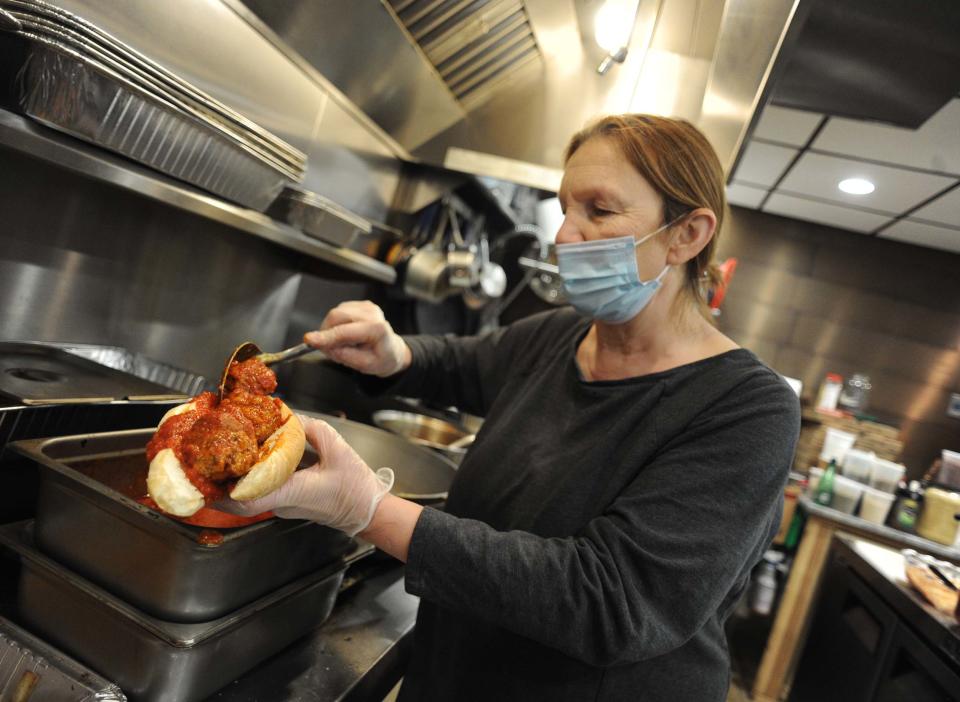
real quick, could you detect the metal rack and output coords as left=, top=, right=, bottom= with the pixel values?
left=0, top=109, right=397, bottom=284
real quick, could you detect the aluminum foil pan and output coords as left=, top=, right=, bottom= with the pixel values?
left=8, top=13, right=302, bottom=180
left=1, top=0, right=304, bottom=170
left=1, top=33, right=293, bottom=210
left=0, top=616, right=126, bottom=701
left=1, top=522, right=348, bottom=702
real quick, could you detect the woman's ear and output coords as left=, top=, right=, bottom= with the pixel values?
left=666, top=208, right=716, bottom=266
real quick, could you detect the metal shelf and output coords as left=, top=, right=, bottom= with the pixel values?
left=0, top=109, right=396, bottom=284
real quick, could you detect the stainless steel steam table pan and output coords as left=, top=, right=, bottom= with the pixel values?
left=0, top=0, right=305, bottom=168
left=1, top=522, right=347, bottom=702
left=9, top=428, right=353, bottom=622
left=267, top=186, right=374, bottom=247
left=0, top=33, right=293, bottom=210
left=5, top=11, right=303, bottom=178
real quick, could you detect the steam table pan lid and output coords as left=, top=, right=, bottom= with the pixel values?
left=0, top=342, right=187, bottom=404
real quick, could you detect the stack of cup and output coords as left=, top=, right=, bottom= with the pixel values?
left=820, top=427, right=856, bottom=464
left=871, top=459, right=906, bottom=493
left=859, top=487, right=896, bottom=524
left=832, top=476, right=865, bottom=514
left=842, top=448, right=876, bottom=484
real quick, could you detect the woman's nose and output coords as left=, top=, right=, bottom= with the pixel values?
left=554, top=217, right=584, bottom=245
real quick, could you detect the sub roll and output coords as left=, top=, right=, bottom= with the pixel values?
left=146, top=359, right=305, bottom=517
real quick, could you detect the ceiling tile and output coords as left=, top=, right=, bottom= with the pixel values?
left=727, top=182, right=767, bottom=208
left=777, top=152, right=956, bottom=214
left=732, top=141, right=797, bottom=187
left=879, top=219, right=960, bottom=254
left=910, top=184, right=960, bottom=227
left=813, top=98, right=960, bottom=176
left=763, top=193, right=891, bottom=233
left=753, top=105, right=823, bottom=147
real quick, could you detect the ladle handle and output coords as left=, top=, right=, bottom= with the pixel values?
left=257, top=343, right=323, bottom=366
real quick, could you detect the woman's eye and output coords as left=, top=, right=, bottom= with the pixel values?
left=590, top=204, right=612, bottom=217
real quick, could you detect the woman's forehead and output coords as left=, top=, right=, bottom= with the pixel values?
left=559, top=138, right=655, bottom=208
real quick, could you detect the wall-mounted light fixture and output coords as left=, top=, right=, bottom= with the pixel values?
left=595, top=0, right=640, bottom=74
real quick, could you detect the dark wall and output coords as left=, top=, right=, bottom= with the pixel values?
left=716, top=207, right=960, bottom=476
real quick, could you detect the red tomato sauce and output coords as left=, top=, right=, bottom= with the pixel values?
left=146, top=360, right=282, bottom=509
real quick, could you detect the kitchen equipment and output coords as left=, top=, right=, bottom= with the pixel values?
left=315, top=412, right=457, bottom=498
left=858, top=486, right=895, bottom=525
left=519, top=243, right=567, bottom=305
left=815, top=373, right=843, bottom=411
left=916, top=487, right=960, bottom=546
left=0, top=11, right=301, bottom=210
left=841, top=447, right=876, bottom=484
left=0, top=0, right=304, bottom=168
left=0, top=522, right=349, bottom=702
left=0, top=615, right=127, bottom=701
left=939, top=449, right=960, bottom=490
left=268, top=186, right=376, bottom=247
left=0, top=342, right=187, bottom=404
left=838, top=373, right=872, bottom=413
left=10, top=429, right=353, bottom=622
left=372, top=409, right=471, bottom=463
left=870, top=458, right=906, bottom=493
left=831, top=475, right=864, bottom=514
left=32, top=341, right=210, bottom=396
left=819, top=427, right=856, bottom=464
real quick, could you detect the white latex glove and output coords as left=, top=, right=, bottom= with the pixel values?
left=219, top=417, right=394, bottom=536
left=305, top=300, right=411, bottom=377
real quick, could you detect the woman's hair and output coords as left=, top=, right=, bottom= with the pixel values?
left=565, top=114, right=727, bottom=315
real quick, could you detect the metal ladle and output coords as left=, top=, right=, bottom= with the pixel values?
left=217, top=341, right=321, bottom=401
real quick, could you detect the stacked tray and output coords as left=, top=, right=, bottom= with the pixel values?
left=0, top=0, right=306, bottom=211
left=1, top=522, right=351, bottom=702
left=10, top=428, right=354, bottom=622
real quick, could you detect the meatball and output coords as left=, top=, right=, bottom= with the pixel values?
left=221, top=390, right=283, bottom=444
left=225, top=359, right=277, bottom=395
left=180, top=413, right=258, bottom=482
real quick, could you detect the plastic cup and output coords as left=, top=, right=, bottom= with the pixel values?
left=842, top=448, right=875, bottom=485
left=939, top=449, right=960, bottom=489
left=820, top=427, right=856, bottom=463
left=870, top=459, right=906, bottom=493
left=859, top=486, right=895, bottom=524
left=832, top=475, right=865, bottom=514
left=806, top=467, right=824, bottom=495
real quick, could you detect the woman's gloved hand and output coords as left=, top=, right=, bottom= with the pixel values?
left=219, top=417, right=394, bottom=536
left=304, top=300, right=412, bottom=377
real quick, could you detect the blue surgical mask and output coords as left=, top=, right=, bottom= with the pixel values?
left=556, top=218, right=678, bottom=324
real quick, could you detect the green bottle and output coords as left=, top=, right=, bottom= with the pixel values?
left=814, top=459, right=837, bottom=507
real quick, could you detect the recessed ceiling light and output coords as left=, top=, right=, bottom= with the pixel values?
left=838, top=178, right=875, bottom=195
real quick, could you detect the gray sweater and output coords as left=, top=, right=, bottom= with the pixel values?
left=385, top=309, right=800, bottom=702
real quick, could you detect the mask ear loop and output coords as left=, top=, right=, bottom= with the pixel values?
left=632, top=212, right=689, bottom=248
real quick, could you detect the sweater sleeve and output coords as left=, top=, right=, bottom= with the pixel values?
left=404, top=372, right=800, bottom=666
left=362, top=311, right=569, bottom=417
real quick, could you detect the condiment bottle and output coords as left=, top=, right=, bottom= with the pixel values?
left=816, top=373, right=844, bottom=411
left=890, top=480, right=924, bottom=534
left=814, top=459, right=837, bottom=507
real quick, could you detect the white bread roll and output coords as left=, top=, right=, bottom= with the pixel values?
left=147, top=401, right=305, bottom=517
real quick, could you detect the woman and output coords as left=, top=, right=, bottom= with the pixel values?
left=226, top=115, right=800, bottom=701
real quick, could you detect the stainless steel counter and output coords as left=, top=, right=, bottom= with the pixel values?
left=207, top=562, right=418, bottom=702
